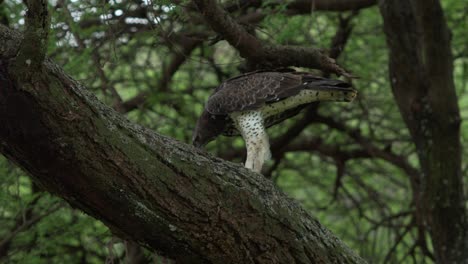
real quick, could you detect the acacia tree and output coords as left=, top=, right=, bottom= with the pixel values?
left=378, top=1, right=466, bottom=263
left=0, top=0, right=367, bottom=263
left=0, top=0, right=466, bottom=263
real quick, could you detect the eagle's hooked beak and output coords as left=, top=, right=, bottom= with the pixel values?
left=192, top=135, right=207, bottom=149
left=193, top=141, right=204, bottom=148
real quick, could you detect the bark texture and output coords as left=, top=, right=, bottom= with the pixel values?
left=192, top=0, right=352, bottom=76
left=378, top=1, right=467, bottom=263
left=0, top=24, right=366, bottom=264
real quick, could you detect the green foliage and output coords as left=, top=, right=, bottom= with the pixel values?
left=0, top=0, right=467, bottom=263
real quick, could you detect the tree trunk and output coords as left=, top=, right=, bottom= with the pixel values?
left=0, top=24, right=365, bottom=264
left=378, top=1, right=467, bottom=263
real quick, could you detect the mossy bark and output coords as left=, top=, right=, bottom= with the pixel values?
left=0, top=24, right=366, bottom=264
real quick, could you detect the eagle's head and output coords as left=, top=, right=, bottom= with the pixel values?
left=192, top=110, right=227, bottom=148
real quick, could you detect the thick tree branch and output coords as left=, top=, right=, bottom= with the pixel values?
left=191, top=0, right=351, bottom=76
left=0, top=24, right=365, bottom=264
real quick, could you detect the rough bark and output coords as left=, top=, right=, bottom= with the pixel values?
left=192, top=0, right=352, bottom=76
left=0, top=24, right=365, bottom=264
left=378, top=1, right=467, bottom=263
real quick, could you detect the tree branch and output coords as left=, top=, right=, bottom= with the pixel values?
left=311, top=114, right=421, bottom=182
left=58, top=0, right=123, bottom=105
left=117, top=36, right=202, bottom=113
left=0, top=24, right=365, bottom=263
left=13, top=0, right=49, bottom=76
left=0, top=204, right=62, bottom=255
left=191, top=0, right=352, bottom=76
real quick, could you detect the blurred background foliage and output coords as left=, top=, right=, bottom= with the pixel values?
left=0, top=0, right=467, bottom=263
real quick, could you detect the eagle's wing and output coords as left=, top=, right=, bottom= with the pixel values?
left=205, top=72, right=304, bottom=115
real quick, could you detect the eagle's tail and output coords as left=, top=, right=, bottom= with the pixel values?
left=302, top=76, right=357, bottom=102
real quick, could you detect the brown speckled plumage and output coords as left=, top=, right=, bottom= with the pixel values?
left=193, top=70, right=357, bottom=172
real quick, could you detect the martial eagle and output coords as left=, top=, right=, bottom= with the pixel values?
left=192, top=70, right=357, bottom=173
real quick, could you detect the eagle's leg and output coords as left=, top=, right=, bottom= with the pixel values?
left=231, top=111, right=271, bottom=173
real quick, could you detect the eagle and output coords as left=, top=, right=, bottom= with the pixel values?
left=192, top=70, right=357, bottom=173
